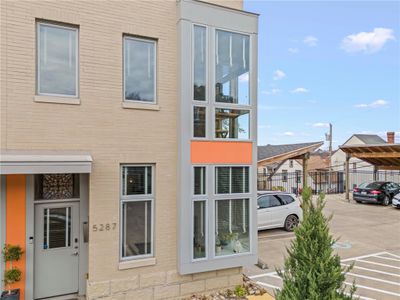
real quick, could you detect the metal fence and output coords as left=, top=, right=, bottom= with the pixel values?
left=257, top=170, right=400, bottom=195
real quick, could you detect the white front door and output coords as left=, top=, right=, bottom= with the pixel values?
left=34, top=202, right=79, bottom=299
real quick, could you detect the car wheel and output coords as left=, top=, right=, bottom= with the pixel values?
left=284, top=215, right=299, bottom=232
left=383, top=196, right=390, bottom=206
left=356, top=200, right=362, bottom=204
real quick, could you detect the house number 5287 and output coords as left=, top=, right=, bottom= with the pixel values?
left=92, top=223, right=117, bottom=232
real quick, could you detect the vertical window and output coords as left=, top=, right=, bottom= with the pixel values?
left=121, top=165, right=153, bottom=259
left=216, top=167, right=249, bottom=194
left=289, top=160, right=293, bottom=168
left=282, top=170, right=288, bottom=182
left=193, top=201, right=206, bottom=259
left=215, top=108, right=249, bottom=139
left=193, top=26, right=206, bottom=101
left=215, top=199, right=249, bottom=256
left=37, top=22, right=78, bottom=97
left=295, top=170, right=301, bottom=183
left=124, top=37, right=156, bottom=103
left=193, top=106, right=206, bottom=138
left=194, top=166, right=206, bottom=195
left=215, top=30, right=249, bottom=105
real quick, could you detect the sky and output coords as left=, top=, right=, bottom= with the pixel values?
left=244, top=0, right=400, bottom=149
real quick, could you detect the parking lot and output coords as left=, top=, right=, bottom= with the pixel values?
left=245, top=194, right=400, bottom=300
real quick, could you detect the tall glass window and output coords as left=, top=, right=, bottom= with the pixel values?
left=124, top=37, right=156, bottom=103
left=215, top=30, right=249, bottom=105
left=193, top=26, right=206, bottom=101
left=121, top=165, right=154, bottom=259
left=216, top=167, right=249, bottom=194
left=215, top=199, right=249, bottom=256
left=193, top=201, right=206, bottom=259
left=37, top=23, right=78, bottom=97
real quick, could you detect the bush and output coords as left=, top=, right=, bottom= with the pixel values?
left=234, top=285, right=246, bottom=297
left=276, top=187, right=355, bottom=300
left=4, top=268, right=22, bottom=286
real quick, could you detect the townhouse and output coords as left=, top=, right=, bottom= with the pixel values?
left=0, top=0, right=259, bottom=299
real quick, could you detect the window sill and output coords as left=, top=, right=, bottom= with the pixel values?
left=34, top=95, right=80, bottom=105
left=118, top=257, right=156, bottom=270
left=122, top=101, right=160, bottom=111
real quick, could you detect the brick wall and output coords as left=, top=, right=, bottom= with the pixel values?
left=1, top=0, right=244, bottom=299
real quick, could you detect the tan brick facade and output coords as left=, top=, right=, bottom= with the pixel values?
left=1, top=0, right=246, bottom=299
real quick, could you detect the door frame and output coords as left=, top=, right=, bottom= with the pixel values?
left=25, top=174, right=89, bottom=300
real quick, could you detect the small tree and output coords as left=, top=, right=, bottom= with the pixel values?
left=276, top=187, right=355, bottom=300
left=2, top=244, right=23, bottom=295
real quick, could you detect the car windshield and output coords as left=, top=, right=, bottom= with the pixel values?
left=358, top=182, right=368, bottom=188
left=364, top=182, right=383, bottom=189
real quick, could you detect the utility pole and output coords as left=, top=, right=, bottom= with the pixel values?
left=325, top=123, right=333, bottom=192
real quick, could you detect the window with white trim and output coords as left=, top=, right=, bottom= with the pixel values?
left=120, top=165, right=154, bottom=259
left=193, top=200, right=206, bottom=259
left=37, top=22, right=78, bottom=97
left=215, top=198, right=249, bottom=256
left=193, top=25, right=207, bottom=101
left=124, top=36, right=156, bottom=103
left=194, top=166, right=206, bottom=195
left=215, top=166, right=249, bottom=194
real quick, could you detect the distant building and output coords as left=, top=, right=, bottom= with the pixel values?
left=331, top=134, right=386, bottom=172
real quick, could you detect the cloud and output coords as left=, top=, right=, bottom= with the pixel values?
left=303, top=35, right=318, bottom=47
left=341, top=28, right=395, bottom=54
left=354, top=99, right=388, bottom=108
left=291, top=87, right=309, bottom=93
left=288, top=48, right=299, bottom=54
left=312, top=122, right=330, bottom=128
left=261, top=88, right=281, bottom=95
left=284, top=131, right=295, bottom=136
left=273, top=69, right=286, bottom=80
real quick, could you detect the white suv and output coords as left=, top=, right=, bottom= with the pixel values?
left=392, top=192, right=400, bottom=208
left=257, top=191, right=303, bottom=231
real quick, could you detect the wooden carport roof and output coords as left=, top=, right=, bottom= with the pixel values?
left=340, top=144, right=400, bottom=170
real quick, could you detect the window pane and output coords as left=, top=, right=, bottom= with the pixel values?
left=38, top=24, right=77, bottom=96
left=194, top=167, right=206, bottom=195
left=122, top=201, right=152, bottom=257
left=35, top=174, right=80, bottom=200
left=43, top=207, right=71, bottom=249
left=216, top=167, right=249, bottom=194
left=193, top=201, right=206, bottom=259
left=215, top=30, right=249, bottom=105
left=193, top=106, right=206, bottom=138
left=124, top=38, right=155, bottom=102
left=215, top=108, right=249, bottom=139
left=231, top=167, right=249, bottom=193
left=216, top=167, right=230, bottom=194
left=194, top=26, right=206, bottom=101
left=122, top=166, right=152, bottom=195
left=215, top=199, right=249, bottom=256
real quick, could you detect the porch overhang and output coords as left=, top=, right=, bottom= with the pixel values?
left=0, top=151, right=93, bottom=174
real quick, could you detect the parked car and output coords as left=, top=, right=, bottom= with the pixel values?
left=257, top=191, right=303, bottom=231
left=392, top=192, right=400, bottom=208
left=353, top=181, right=400, bottom=206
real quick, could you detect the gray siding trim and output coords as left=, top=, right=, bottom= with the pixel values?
left=0, top=176, right=6, bottom=289
left=177, top=1, right=258, bottom=274
left=25, top=175, right=34, bottom=300
left=0, top=162, right=91, bottom=175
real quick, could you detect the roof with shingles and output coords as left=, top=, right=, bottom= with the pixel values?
left=352, top=134, right=386, bottom=145
left=258, top=142, right=323, bottom=161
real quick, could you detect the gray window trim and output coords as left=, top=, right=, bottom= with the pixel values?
left=119, top=164, right=155, bottom=261
left=123, top=36, right=157, bottom=104
left=36, top=21, right=79, bottom=98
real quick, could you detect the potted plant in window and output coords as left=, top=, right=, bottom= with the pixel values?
left=215, top=237, right=222, bottom=254
left=1, top=244, right=23, bottom=300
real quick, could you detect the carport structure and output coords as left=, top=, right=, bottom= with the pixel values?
left=340, top=143, right=400, bottom=200
left=258, top=141, right=324, bottom=189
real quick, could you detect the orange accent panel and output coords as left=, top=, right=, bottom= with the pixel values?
left=191, top=141, right=253, bottom=164
left=6, top=175, right=26, bottom=299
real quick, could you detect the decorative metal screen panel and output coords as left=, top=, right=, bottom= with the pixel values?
left=35, top=174, right=79, bottom=200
